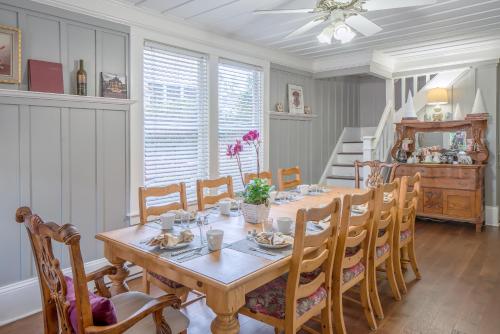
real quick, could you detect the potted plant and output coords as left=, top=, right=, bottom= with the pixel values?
left=226, top=130, right=273, bottom=224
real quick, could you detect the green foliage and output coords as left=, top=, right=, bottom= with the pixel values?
left=244, top=178, right=274, bottom=205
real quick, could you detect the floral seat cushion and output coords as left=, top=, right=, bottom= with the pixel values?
left=245, top=276, right=327, bottom=319
left=343, top=262, right=365, bottom=283
left=148, top=271, right=184, bottom=289
left=400, top=229, right=412, bottom=242
left=376, top=243, right=390, bottom=258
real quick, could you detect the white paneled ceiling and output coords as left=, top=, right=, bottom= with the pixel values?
left=119, top=0, right=500, bottom=62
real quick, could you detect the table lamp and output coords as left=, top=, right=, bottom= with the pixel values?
left=427, top=88, right=448, bottom=121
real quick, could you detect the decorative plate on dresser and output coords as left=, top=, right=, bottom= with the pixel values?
left=391, top=116, right=488, bottom=232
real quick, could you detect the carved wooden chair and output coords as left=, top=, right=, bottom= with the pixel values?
left=367, top=181, right=401, bottom=322
left=354, top=160, right=399, bottom=189
left=15, top=207, right=188, bottom=334
left=244, top=170, right=273, bottom=185
left=196, top=176, right=234, bottom=211
left=139, top=183, right=204, bottom=306
left=277, top=166, right=302, bottom=191
left=332, top=189, right=378, bottom=334
left=240, top=198, right=341, bottom=334
left=393, top=173, right=422, bottom=294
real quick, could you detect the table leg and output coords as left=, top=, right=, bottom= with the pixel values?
left=104, top=245, right=130, bottom=295
left=206, top=287, right=244, bottom=334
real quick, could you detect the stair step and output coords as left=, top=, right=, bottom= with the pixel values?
left=343, top=141, right=362, bottom=144
left=327, top=175, right=362, bottom=180
left=332, top=163, right=354, bottom=167
left=338, top=152, right=363, bottom=155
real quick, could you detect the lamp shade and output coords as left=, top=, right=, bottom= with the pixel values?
left=427, top=88, right=448, bottom=105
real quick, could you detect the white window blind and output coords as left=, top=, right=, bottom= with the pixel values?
left=218, top=60, right=264, bottom=191
left=143, top=42, right=209, bottom=203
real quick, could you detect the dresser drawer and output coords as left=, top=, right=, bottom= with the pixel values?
left=394, top=165, right=480, bottom=190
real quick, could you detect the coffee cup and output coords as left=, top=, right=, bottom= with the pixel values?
left=277, top=217, right=293, bottom=234
left=298, top=184, right=309, bottom=195
left=219, top=200, right=232, bottom=215
left=160, top=212, right=176, bottom=230
left=206, top=229, right=224, bottom=251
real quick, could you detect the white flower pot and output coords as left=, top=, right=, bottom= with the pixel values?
left=241, top=202, right=270, bottom=224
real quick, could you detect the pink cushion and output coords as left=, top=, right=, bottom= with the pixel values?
left=245, top=276, right=327, bottom=319
left=65, top=276, right=117, bottom=333
left=148, top=271, right=184, bottom=289
left=376, top=243, right=390, bottom=258
left=343, top=262, right=365, bottom=283
left=400, top=229, right=412, bottom=241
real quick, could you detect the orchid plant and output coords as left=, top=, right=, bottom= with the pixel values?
left=226, top=130, right=272, bottom=205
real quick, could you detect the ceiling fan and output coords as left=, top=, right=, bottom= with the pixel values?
left=254, top=0, right=437, bottom=44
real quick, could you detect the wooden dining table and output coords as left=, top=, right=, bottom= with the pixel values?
left=96, top=186, right=364, bottom=334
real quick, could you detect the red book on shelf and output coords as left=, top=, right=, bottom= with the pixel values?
left=28, top=59, right=64, bottom=94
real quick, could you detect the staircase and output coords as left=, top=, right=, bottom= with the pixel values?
left=320, top=102, right=395, bottom=188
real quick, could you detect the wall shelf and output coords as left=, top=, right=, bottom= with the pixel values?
left=268, top=111, right=318, bottom=121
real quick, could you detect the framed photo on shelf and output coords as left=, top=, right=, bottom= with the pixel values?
left=288, top=84, right=304, bottom=114
left=101, top=72, right=128, bottom=99
left=0, top=24, right=21, bottom=84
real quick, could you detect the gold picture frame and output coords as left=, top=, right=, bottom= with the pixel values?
left=0, top=24, right=21, bottom=84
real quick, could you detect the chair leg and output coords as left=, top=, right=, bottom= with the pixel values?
left=142, top=270, right=150, bottom=294
left=360, top=276, right=377, bottom=330
left=332, top=289, right=346, bottom=334
left=274, top=328, right=280, bottom=334
left=385, top=256, right=402, bottom=301
left=408, top=239, right=422, bottom=280
left=401, top=247, right=409, bottom=271
left=394, top=247, right=407, bottom=294
left=369, top=263, right=384, bottom=320
left=321, top=302, right=333, bottom=334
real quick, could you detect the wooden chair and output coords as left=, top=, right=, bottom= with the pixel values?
left=367, top=181, right=401, bottom=321
left=332, top=189, right=378, bottom=334
left=244, top=170, right=273, bottom=185
left=277, top=166, right=302, bottom=191
left=354, top=160, right=399, bottom=189
left=240, top=198, right=342, bottom=334
left=196, top=176, right=234, bottom=211
left=15, top=207, right=188, bottom=334
left=393, top=173, right=422, bottom=294
left=139, top=183, right=203, bottom=306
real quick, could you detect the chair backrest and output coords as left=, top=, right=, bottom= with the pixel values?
left=15, top=207, right=91, bottom=334
left=196, top=176, right=234, bottom=211
left=277, top=166, right=302, bottom=191
left=354, top=160, right=399, bottom=189
left=395, top=173, right=421, bottom=239
left=370, top=180, right=400, bottom=261
left=285, top=198, right=342, bottom=325
left=334, top=189, right=377, bottom=288
left=244, top=171, right=273, bottom=185
left=139, top=183, right=188, bottom=224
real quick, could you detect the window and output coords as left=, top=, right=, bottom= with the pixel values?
left=143, top=42, right=209, bottom=202
left=218, top=60, right=264, bottom=191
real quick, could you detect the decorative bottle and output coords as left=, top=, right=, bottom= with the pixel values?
left=76, top=59, right=87, bottom=96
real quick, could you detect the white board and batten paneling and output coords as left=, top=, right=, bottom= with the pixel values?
left=269, top=65, right=361, bottom=185
left=0, top=0, right=129, bottom=94
left=0, top=90, right=133, bottom=291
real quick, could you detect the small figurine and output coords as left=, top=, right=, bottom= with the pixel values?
left=275, top=103, right=284, bottom=113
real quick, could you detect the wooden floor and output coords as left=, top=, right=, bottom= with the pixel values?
left=2, top=220, right=500, bottom=334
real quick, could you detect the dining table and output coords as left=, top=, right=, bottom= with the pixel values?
left=96, top=186, right=365, bottom=334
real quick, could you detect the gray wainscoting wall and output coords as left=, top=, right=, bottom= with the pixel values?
left=0, top=92, right=131, bottom=287
left=269, top=65, right=362, bottom=184
left=0, top=0, right=129, bottom=95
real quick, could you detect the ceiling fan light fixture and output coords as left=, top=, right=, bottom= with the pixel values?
left=316, top=25, right=335, bottom=44
left=333, top=21, right=356, bottom=43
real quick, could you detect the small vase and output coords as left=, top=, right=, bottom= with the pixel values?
left=241, top=202, right=270, bottom=224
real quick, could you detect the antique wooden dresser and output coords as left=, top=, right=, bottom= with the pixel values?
left=391, top=116, right=488, bottom=232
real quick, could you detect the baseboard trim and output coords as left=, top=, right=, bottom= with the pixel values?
left=486, top=205, right=499, bottom=227
left=0, top=258, right=142, bottom=326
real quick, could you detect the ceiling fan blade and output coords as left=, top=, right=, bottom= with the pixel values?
left=286, top=17, right=327, bottom=38
left=345, top=14, right=382, bottom=36
left=364, top=0, right=437, bottom=11
left=254, top=9, right=316, bottom=15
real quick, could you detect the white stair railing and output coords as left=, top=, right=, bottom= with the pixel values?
left=362, top=101, right=395, bottom=185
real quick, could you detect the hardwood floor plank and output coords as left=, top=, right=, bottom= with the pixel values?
left=0, top=221, right=499, bottom=334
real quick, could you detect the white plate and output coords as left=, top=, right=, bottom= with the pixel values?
left=254, top=241, right=292, bottom=249
left=163, top=241, right=192, bottom=250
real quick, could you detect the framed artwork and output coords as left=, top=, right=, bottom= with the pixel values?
left=288, top=84, right=304, bottom=114
left=0, top=25, right=21, bottom=84
left=101, top=72, right=128, bottom=99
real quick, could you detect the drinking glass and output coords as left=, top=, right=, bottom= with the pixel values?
left=181, top=212, right=190, bottom=229
left=260, top=218, right=274, bottom=233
